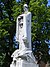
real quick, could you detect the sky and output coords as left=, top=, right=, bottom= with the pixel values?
left=48, top=0, right=50, bottom=6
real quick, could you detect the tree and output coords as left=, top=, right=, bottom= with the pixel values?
left=29, top=0, right=50, bottom=63
left=0, top=0, right=22, bottom=67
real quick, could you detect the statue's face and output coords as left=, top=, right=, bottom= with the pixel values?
left=24, top=6, right=28, bottom=12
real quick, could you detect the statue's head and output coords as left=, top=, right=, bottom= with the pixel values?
left=23, top=4, right=28, bottom=13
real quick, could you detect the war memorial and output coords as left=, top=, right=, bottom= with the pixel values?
left=10, top=4, right=39, bottom=67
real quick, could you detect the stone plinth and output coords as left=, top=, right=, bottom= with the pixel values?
left=16, top=59, right=38, bottom=67
left=10, top=48, right=39, bottom=67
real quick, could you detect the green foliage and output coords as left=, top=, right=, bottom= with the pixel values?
left=0, top=53, right=6, bottom=66
left=29, top=0, right=50, bottom=63
left=0, top=0, right=22, bottom=67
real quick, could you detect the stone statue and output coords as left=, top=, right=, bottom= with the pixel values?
left=23, top=4, right=28, bottom=13
left=10, top=4, right=39, bottom=67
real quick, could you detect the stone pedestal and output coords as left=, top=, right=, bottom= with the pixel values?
left=16, top=59, right=38, bottom=67
left=10, top=49, right=38, bottom=67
